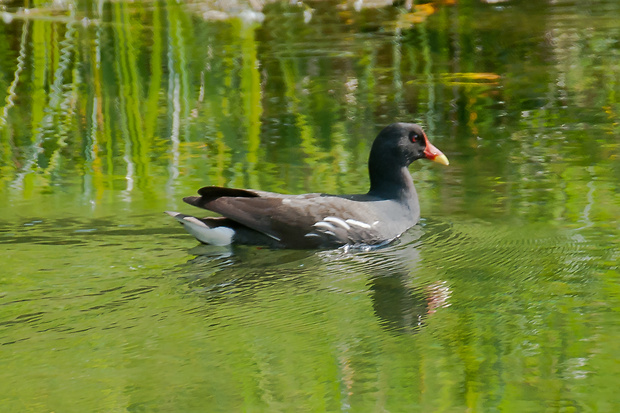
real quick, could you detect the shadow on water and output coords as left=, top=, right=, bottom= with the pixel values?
left=0, top=214, right=186, bottom=246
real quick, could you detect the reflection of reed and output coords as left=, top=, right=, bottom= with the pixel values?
left=0, top=21, right=29, bottom=128
left=239, top=19, right=262, bottom=189
left=0, top=21, right=28, bottom=186
left=113, top=2, right=146, bottom=197
left=82, top=4, right=106, bottom=205
left=167, top=1, right=191, bottom=195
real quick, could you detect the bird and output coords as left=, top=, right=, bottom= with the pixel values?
left=166, top=122, right=449, bottom=249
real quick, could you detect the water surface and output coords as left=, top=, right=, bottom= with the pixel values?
left=1, top=0, right=619, bottom=411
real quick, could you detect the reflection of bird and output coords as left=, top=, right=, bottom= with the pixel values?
left=167, top=123, right=449, bottom=249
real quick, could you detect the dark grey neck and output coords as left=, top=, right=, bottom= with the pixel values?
left=367, top=164, right=418, bottom=202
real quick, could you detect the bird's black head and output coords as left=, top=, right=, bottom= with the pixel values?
left=370, top=123, right=449, bottom=167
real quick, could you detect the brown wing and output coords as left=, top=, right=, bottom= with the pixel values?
left=183, top=186, right=275, bottom=233
left=183, top=186, right=324, bottom=246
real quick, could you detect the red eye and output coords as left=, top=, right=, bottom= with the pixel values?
left=409, top=132, right=419, bottom=142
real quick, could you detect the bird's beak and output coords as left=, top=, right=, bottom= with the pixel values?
left=423, top=136, right=450, bottom=166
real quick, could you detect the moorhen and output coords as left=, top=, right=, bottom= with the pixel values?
left=167, top=122, right=448, bottom=249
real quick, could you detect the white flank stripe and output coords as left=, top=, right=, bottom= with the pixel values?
left=265, top=233, right=281, bottom=241
left=345, top=219, right=371, bottom=229
left=323, top=216, right=351, bottom=230
left=314, top=221, right=336, bottom=231
left=305, top=232, right=321, bottom=238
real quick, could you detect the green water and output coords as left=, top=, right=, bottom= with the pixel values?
left=1, top=0, right=619, bottom=411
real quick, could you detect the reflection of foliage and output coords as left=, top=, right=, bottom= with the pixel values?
left=0, top=0, right=618, bottom=224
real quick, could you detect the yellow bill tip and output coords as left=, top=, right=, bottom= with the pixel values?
left=433, top=153, right=449, bottom=166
